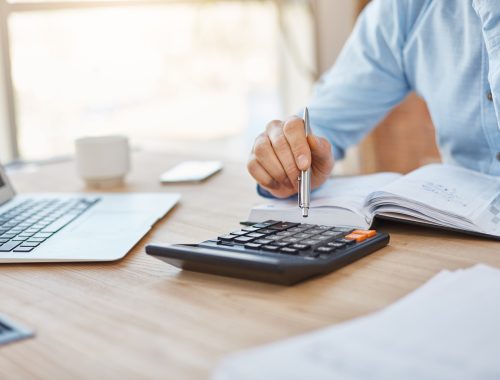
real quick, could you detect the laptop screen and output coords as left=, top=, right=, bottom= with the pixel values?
left=0, top=165, right=15, bottom=205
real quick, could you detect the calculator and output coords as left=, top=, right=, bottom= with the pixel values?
left=146, top=220, right=390, bottom=285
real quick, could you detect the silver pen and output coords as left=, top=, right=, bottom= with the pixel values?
left=298, top=107, right=311, bottom=217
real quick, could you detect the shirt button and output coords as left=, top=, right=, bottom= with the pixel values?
left=487, top=91, right=493, bottom=101
left=497, top=152, right=500, bottom=161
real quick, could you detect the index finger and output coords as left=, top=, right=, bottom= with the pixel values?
left=282, top=117, right=311, bottom=171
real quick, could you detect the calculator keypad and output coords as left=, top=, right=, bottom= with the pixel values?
left=216, top=220, right=377, bottom=260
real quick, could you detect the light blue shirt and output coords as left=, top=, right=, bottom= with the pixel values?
left=310, top=0, right=500, bottom=175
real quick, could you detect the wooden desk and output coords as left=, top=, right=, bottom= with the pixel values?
left=1, top=151, right=499, bottom=380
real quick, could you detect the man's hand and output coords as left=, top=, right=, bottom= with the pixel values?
left=247, top=116, right=334, bottom=198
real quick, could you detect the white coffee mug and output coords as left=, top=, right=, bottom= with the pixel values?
left=75, top=135, right=130, bottom=187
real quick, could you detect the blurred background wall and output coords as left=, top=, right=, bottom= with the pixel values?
left=0, top=0, right=440, bottom=173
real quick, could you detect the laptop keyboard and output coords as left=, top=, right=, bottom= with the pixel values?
left=0, top=197, right=100, bottom=253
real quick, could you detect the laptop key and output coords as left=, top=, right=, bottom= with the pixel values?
left=32, top=232, right=53, bottom=239
left=11, top=236, right=28, bottom=241
left=13, top=247, right=34, bottom=252
left=40, top=214, right=79, bottom=233
left=26, top=238, right=46, bottom=243
left=19, top=242, right=40, bottom=247
left=0, top=241, right=22, bottom=252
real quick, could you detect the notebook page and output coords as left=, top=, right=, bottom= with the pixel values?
left=213, top=265, right=500, bottom=380
left=373, top=164, right=500, bottom=221
left=249, top=173, right=400, bottom=228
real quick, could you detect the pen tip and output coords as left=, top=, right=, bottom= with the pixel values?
left=302, top=209, right=308, bottom=218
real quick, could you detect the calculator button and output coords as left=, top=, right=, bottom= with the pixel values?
left=270, top=241, right=290, bottom=247
left=315, top=246, right=335, bottom=253
left=327, top=242, right=345, bottom=249
left=218, top=235, right=234, bottom=242
left=261, top=245, right=280, bottom=252
left=317, top=225, right=332, bottom=230
left=290, top=244, right=310, bottom=251
left=246, top=232, right=266, bottom=239
left=320, top=231, right=344, bottom=237
left=230, top=230, right=247, bottom=236
left=345, top=233, right=367, bottom=242
left=287, top=227, right=305, bottom=233
left=262, top=220, right=281, bottom=225
left=352, top=229, right=377, bottom=238
left=301, top=239, right=322, bottom=246
left=314, top=235, right=331, bottom=241
left=293, top=233, right=313, bottom=239
left=244, top=243, right=262, bottom=249
left=336, top=238, right=356, bottom=245
left=268, top=222, right=299, bottom=231
left=306, top=229, right=324, bottom=235
left=242, top=226, right=260, bottom=232
left=276, top=231, right=294, bottom=237
left=257, top=229, right=275, bottom=235
left=280, top=247, right=298, bottom=255
left=252, top=220, right=280, bottom=228
left=254, top=239, right=272, bottom=245
left=265, top=235, right=283, bottom=241
left=233, top=236, right=255, bottom=244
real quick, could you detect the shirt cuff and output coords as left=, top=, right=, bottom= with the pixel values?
left=256, top=184, right=277, bottom=199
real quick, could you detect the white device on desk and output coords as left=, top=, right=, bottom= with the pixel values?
left=160, top=160, right=222, bottom=183
left=0, top=164, right=180, bottom=263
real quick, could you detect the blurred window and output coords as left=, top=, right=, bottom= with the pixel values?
left=6, top=2, right=283, bottom=160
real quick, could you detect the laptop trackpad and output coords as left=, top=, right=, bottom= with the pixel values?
left=69, top=212, right=152, bottom=234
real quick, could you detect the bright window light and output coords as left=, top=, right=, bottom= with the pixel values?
left=9, top=2, right=282, bottom=160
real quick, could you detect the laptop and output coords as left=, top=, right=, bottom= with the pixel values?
left=0, top=164, right=180, bottom=263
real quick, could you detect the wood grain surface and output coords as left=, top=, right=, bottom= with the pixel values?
left=1, top=151, right=498, bottom=380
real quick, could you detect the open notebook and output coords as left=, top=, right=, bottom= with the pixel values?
left=248, top=164, right=500, bottom=239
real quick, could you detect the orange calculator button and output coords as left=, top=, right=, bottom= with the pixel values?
left=345, top=233, right=367, bottom=242
left=352, top=229, right=377, bottom=238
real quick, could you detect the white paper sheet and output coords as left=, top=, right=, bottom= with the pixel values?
left=213, top=264, right=500, bottom=380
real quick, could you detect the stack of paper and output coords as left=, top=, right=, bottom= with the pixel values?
left=213, top=265, right=500, bottom=380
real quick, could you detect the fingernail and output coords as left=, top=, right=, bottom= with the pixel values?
left=297, top=155, right=309, bottom=170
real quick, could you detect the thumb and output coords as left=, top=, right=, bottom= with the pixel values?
left=307, top=135, right=334, bottom=174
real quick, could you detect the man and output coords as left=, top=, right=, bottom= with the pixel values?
left=247, top=0, right=500, bottom=198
